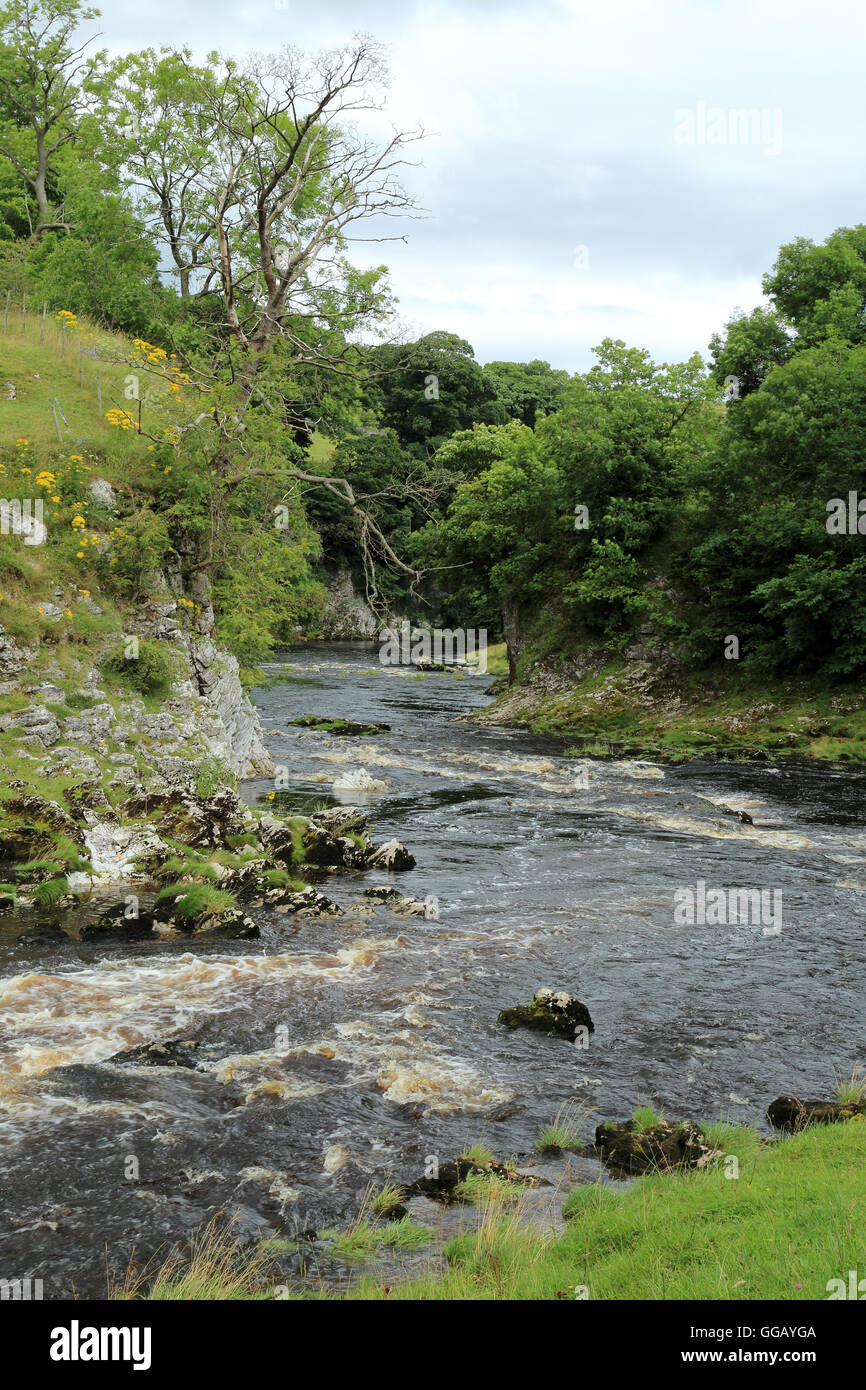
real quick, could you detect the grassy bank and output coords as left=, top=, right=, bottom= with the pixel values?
left=125, top=1116, right=866, bottom=1301
left=479, top=658, right=866, bottom=763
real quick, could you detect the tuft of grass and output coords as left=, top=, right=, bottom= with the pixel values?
left=535, top=1100, right=588, bottom=1154
left=31, top=874, right=70, bottom=906
left=632, top=1105, right=664, bottom=1131
left=834, top=1064, right=866, bottom=1105
left=154, top=882, right=237, bottom=920
left=369, top=1182, right=407, bottom=1217
left=458, top=1143, right=494, bottom=1167
left=320, top=1217, right=433, bottom=1260
left=112, top=1214, right=281, bottom=1301
left=454, top=1171, right=525, bottom=1206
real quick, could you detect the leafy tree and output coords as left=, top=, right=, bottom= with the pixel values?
left=763, top=226, right=866, bottom=347
left=687, top=342, right=866, bottom=674
left=481, top=357, right=570, bottom=427
left=708, top=305, right=793, bottom=397
left=0, top=0, right=102, bottom=235
left=368, top=331, right=501, bottom=457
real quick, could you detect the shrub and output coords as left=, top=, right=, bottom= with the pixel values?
left=102, top=638, right=177, bottom=696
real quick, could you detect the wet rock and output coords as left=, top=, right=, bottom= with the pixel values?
left=766, top=1095, right=866, bottom=1131
left=121, top=787, right=246, bottom=849
left=389, top=896, right=433, bottom=917
left=80, top=908, right=157, bottom=942
left=218, top=860, right=271, bottom=903
left=63, top=782, right=114, bottom=824
left=302, top=823, right=346, bottom=867
left=362, top=886, right=403, bottom=904
left=408, top=1157, right=532, bottom=1205
left=311, top=807, right=369, bottom=837
left=498, top=988, right=594, bottom=1039
left=189, top=909, right=260, bottom=939
left=256, top=814, right=297, bottom=864
left=17, top=920, right=67, bottom=945
left=595, top=1119, right=720, bottom=1175
left=272, top=886, right=342, bottom=918
left=365, top=838, right=416, bottom=872
left=111, top=1039, right=200, bottom=1068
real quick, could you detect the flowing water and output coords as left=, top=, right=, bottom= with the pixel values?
left=1, top=643, right=865, bottom=1297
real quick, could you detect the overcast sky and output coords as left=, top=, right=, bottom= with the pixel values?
left=89, top=0, right=865, bottom=372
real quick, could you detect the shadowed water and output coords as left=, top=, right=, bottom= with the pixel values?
left=1, top=642, right=864, bottom=1297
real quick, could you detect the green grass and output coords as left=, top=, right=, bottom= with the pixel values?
left=490, top=651, right=866, bottom=764
left=834, top=1065, right=866, bottom=1105
left=459, top=1143, right=494, bottom=1167
left=632, top=1105, right=664, bottom=1132
left=319, top=1217, right=434, bottom=1260
left=453, top=1171, right=525, bottom=1206
left=346, top=1119, right=866, bottom=1300
left=30, top=873, right=71, bottom=906
left=154, top=881, right=237, bottom=920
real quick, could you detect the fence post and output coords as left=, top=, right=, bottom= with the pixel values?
left=41, top=302, right=46, bottom=345
left=3, top=290, right=9, bottom=331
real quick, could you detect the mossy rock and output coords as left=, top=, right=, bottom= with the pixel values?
left=767, top=1095, right=866, bottom=1131
left=498, top=988, right=594, bottom=1040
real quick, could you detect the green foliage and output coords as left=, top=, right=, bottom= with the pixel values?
left=99, top=507, right=171, bottom=598
left=154, top=881, right=237, bottom=919
left=102, top=637, right=177, bottom=695
left=31, top=872, right=70, bottom=905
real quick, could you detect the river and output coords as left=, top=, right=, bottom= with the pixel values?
left=1, top=643, right=864, bottom=1297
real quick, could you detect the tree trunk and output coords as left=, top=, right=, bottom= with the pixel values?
left=501, top=600, right=521, bottom=686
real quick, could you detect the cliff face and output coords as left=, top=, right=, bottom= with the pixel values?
left=0, top=584, right=275, bottom=793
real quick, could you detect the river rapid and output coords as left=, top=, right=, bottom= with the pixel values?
left=1, top=643, right=864, bottom=1297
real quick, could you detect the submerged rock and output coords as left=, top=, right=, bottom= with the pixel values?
left=17, top=920, right=67, bottom=945
left=767, top=1095, right=865, bottom=1131
left=80, top=907, right=157, bottom=942
left=595, top=1118, right=720, bottom=1175
left=291, top=716, right=390, bottom=736
left=498, top=988, right=594, bottom=1040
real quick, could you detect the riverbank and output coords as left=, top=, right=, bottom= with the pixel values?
left=476, top=654, right=866, bottom=763
left=128, top=1109, right=866, bottom=1301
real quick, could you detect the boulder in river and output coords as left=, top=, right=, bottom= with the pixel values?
left=595, top=1118, right=720, bottom=1175
left=111, top=1039, right=200, bottom=1069
left=365, top=838, right=416, bottom=871
left=80, top=907, right=157, bottom=941
left=498, top=988, right=594, bottom=1040
left=766, top=1094, right=866, bottom=1131
left=291, top=716, right=390, bottom=736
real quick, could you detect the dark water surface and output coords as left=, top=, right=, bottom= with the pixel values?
left=1, top=643, right=864, bottom=1296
